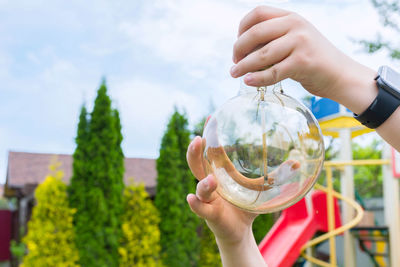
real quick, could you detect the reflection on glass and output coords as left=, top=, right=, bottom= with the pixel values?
left=202, top=83, right=324, bottom=213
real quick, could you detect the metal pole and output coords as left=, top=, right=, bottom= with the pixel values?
left=326, top=166, right=336, bottom=266
left=339, top=128, right=356, bottom=267
left=382, top=143, right=400, bottom=266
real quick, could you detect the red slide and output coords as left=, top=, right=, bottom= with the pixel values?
left=258, top=190, right=341, bottom=267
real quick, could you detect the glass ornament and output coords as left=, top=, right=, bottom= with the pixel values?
left=201, top=82, right=324, bottom=213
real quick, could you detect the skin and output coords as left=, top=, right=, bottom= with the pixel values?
left=187, top=6, right=400, bottom=267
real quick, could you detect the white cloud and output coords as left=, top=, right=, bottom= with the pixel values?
left=118, top=0, right=243, bottom=76
left=1, top=0, right=398, bottom=184
left=116, top=79, right=201, bottom=122
left=114, top=78, right=203, bottom=157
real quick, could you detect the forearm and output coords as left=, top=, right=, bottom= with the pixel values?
left=329, top=58, right=400, bottom=151
left=216, top=227, right=267, bottom=267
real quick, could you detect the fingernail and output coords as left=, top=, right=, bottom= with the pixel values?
left=192, top=136, right=201, bottom=150
left=186, top=194, right=195, bottom=203
left=191, top=142, right=196, bottom=151
left=244, top=74, right=253, bottom=84
left=189, top=139, right=195, bottom=150
left=230, top=65, right=238, bottom=77
left=203, top=177, right=210, bottom=190
left=232, top=55, right=237, bottom=64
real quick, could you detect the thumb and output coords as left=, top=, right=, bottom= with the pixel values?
left=187, top=194, right=216, bottom=220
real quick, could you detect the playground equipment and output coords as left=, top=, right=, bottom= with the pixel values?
left=299, top=160, right=386, bottom=266
left=257, top=97, right=400, bottom=266
left=312, top=97, right=400, bottom=266
left=258, top=189, right=343, bottom=267
left=202, top=82, right=324, bottom=213
left=259, top=153, right=396, bottom=266
left=351, top=226, right=389, bottom=266
left=258, top=160, right=365, bottom=267
left=351, top=191, right=389, bottom=266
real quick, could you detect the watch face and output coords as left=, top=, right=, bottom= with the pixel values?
left=380, top=66, right=400, bottom=97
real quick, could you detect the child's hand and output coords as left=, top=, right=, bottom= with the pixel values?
left=231, top=6, right=377, bottom=115
left=186, top=136, right=257, bottom=245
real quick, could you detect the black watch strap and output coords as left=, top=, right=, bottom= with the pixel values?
left=354, top=85, right=400, bottom=129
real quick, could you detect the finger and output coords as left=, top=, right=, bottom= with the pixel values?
left=238, top=6, right=291, bottom=38
left=231, top=34, right=295, bottom=78
left=187, top=194, right=216, bottom=220
left=268, top=159, right=300, bottom=177
left=267, top=159, right=301, bottom=185
left=196, top=175, right=219, bottom=203
left=186, top=136, right=206, bottom=180
left=243, top=56, right=293, bottom=87
left=233, top=15, right=291, bottom=64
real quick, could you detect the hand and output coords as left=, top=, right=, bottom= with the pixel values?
left=231, top=6, right=378, bottom=115
left=186, top=136, right=257, bottom=245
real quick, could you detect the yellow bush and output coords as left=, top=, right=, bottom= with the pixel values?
left=119, top=183, right=162, bottom=267
left=22, top=163, right=80, bottom=267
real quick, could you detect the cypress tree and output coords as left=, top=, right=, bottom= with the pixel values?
left=69, top=106, right=89, bottom=242
left=69, top=81, right=124, bottom=267
left=155, top=109, right=200, bottom=267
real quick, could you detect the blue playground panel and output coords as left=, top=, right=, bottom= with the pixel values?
left=311, top=97, right=351, bottom=120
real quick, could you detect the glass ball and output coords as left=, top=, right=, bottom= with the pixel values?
left=201, top=83, right=324, bottom=213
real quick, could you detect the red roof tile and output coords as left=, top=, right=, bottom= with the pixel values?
left=6, top=151, right=157, bottom=189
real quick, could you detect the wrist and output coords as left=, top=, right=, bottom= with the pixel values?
left=216, top=227, right=267, bottom=267
left=215, top=225, right=253, bottom=248
left=329, top=61, right=378, bottom=114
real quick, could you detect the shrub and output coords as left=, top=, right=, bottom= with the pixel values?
left=119, top=183, right=162, bottom=267
left=22, top=163, right=79, bottom=267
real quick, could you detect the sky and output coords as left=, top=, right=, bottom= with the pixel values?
left=1, top=0, right=398, bottom=184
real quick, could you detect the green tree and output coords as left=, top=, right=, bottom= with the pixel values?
left=155, top=109, right=200, bottom=267
left=353, top=140, right=383, bottom=198
left=68, top=105, right=89, bottom=260
left=252, top=214, right=275, bottom=244
left=22, top=163, right=80, bottom=267
left=69, top=80, right=124, bottom=267
left=326, top=138, right=383, bottom=198
left=119, top=183, right=162, bottom=267
left=360, top=0, right=400, bottom=60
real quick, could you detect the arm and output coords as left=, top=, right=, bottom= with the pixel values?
left=231, top=6, right=400, bottom=151
left=215, top=229, right=266, bottom=267
left=187, top=6, right=399, bottom=267
left=186, top=136, right=267, bottom=267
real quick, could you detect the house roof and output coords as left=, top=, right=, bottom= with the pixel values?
left=5, top=151, right=157, bottom=197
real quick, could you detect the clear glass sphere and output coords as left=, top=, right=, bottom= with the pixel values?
left=202, top=83, right=324, bottom=213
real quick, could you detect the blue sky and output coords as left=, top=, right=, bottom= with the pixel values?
left=0, top=0, right=396, bottom=183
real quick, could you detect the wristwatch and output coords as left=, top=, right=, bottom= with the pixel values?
left=354, top=66, right=400, bottom=129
